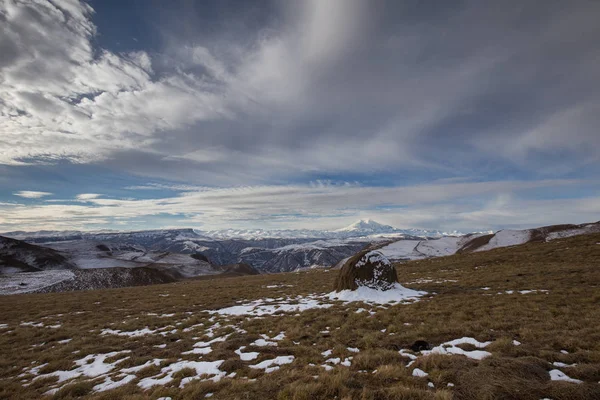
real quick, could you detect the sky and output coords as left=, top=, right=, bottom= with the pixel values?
left=1, top=0, right=599, bottom=233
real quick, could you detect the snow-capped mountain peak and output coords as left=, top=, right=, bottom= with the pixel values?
left=335, top=219, right=395, bottom=233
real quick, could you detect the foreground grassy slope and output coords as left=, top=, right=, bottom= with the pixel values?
left=0, top=233, right=599, bottom=399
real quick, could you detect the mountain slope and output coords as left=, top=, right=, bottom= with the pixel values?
left=0, top=236, right=76, bottom=274
left=379, top=221, right=600, bottom=261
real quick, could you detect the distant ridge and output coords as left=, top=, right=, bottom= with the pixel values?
left=3, top=221, right=461, bottom=241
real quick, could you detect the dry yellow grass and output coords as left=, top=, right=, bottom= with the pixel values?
left=0, top=233, right=599, bottom=399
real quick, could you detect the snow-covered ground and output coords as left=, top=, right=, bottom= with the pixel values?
left=379, top=229, right=534, bottom=261
left=474, top=229, right=531, bottom=252
left=377, top=240, right=423, bottom=260
left=0, top=270, right=75, bottom=295
left=12, top=283, right=589, bottom=397
left=545, top=223, right=600, bottom=241
left=416, top=236, right=465, bottom=257
left=378, top=236, right=474, bottom=261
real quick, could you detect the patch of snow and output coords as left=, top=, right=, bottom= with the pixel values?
left=101, top=327, right=156, bottom=337
left=552, top=362, right=577, bottom=368
left=549, top=369, right=582, bottom=384
left=423, top=337, right=492, bottom=360
left=412, top=368, right=429, bottom=377
left=250, top=356, right=295, bottom=372
left=519, top=289, right=549, bottom=294
left=193, top=335, right=229, bottom=348
left=235, top=346, right=259, bottom=361
left=207, top=297, right=332, bottom=317
left=32, top=351, right=130, bottom=385
left=399, top=349, right=417, bottom=361
left=251, top=338, right=278, bottom=347
left=327, top=283, right=426, bottom=304
left=21, top=321, right=44, bottom=328
left=138, top=360, right=225, bottom=389
left=182, top=347, right=213, bottom=355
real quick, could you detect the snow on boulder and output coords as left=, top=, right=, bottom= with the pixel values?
left=334, top=250, right=398, bottom=292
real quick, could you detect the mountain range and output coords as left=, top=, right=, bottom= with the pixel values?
left=1, top=219, right=599, bottom=295
left=3, top=219, right=463, bottom=241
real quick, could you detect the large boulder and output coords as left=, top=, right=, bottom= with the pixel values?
left=334, top=249, right=398, bottom=291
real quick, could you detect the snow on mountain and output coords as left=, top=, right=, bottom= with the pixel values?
left=201, top=219, right=459, bottom=239
left=2, top=220, right=460, bottom=241
left=335, top=219, right=396, bottom=233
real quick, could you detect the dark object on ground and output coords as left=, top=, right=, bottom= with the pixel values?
left=410, top=340, right=431, bottom=352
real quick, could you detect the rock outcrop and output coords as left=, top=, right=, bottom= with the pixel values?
left=334, top=250, right=398, bottom=291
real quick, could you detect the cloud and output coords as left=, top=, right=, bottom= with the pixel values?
left=75, top=193, right=101, bottom=200
left=2, top=179, right=598, bottom=232
left=1, top=0, right=599, bottom=182
left=0, top=0, right=228, bottom=166
left=13, top=191, right=52, bottom=199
